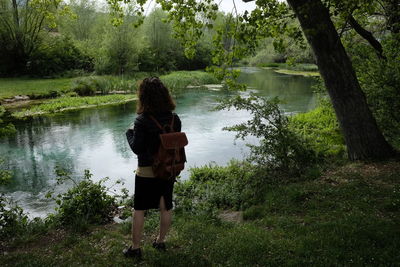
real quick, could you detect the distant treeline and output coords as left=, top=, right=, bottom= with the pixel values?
left=0, top=0, right=314, bottom=77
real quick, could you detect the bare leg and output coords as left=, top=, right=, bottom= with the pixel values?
left=157, top=196, right=172, bottom=243
left=132, top=210, right=145, bottom=249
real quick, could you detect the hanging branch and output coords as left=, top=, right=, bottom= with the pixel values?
left=348, top=14, right=386, bottom=60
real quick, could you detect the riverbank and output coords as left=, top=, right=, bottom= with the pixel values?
left=258, top=63, right=320, bottom=77
left=11, top=95, right=137, bottom=118
left=1, top=70, right=218, bottom=118
left=1, top=160, right=399, bottom=266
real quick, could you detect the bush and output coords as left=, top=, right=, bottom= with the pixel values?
left=175, top=161, right=266, bottom=213
left=353, top=37, right=400, bottom=149
left=28, top=35, right=94, bottom=77
left=47, top=169, right=124, bottom=230
left=0, top=195, right=29, bottom=238
left=216, top=94, right=318, bottom=174
left=0, top=163, right=47, bottom=240
left=71, top=78, right=97, bottom=96
left=289, top=100, right=345, bottom=157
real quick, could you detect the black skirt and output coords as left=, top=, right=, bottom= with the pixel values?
left=133, top=175, right=175, bottom=210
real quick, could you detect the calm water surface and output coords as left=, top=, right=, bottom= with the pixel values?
left=0, top=68, right=316, bottom=217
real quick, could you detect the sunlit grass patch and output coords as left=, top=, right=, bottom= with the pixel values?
left=0, top=77, right=73, bottom=100
left=273, top=69, right=320, bottom=77
left=12, top=95, right=136, bottom=118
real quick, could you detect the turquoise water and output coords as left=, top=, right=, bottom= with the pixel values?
left=0, top=67, right=316, bottom=217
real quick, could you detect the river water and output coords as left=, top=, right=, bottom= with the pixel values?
left=0, top=67, right=317, bottom=217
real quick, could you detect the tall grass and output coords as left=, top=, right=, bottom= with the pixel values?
left=160, top=71, right=219, bottom=91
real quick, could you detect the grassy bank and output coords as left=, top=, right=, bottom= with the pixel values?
left=0, top=77, right=73, bottom=100
left=12, top=95, right=136, bottom=118
left=2, top=70, right=218, bottom=117
left=0, top=71, right=218, bottom=101
left=258, top=63, right=320, bottom=77
left=1, top=160, right=399, bottom=266
left=160, top=71, right=219, bottom=91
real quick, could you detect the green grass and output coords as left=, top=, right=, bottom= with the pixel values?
left=12, top=95, right=136, bottom=118
left=273, top=69, right=320, bottom=77
left=260, top=63, right=318, bottom=71
left=160, top=71, right=219, bottom=91
left=0, top=71, right=218, bottom=101
left=0, top=77, right=73, bottom=100
left=1, top=161, right=399, bottom=266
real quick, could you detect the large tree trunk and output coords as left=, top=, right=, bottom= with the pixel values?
left=287, top=0, right=395, bottom=160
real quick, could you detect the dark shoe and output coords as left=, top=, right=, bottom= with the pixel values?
left=123, top=246, right=142, bottom=259
left=152, top=240, right=166, bottom=251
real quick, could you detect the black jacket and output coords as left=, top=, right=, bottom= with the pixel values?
left=126, top=112, right=182, bottom=166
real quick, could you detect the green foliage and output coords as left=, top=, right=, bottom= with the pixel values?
left=0, top=161, right=48, bottom=240
left=0, top=158, right=11, bottom=186
left=289, top=100, right=346, bottom=157
left=0, top=106, right=16, bottom=136
left=175, top=161, right=265, bottom=213
left=0, top=195, right=29, bottom=238
left=29, top=35, right=94, bottom=77
left=352, top=37, right=400, bottom=149
left=95, top=14, right=140, bottom=75
left=160, top=70, right=218, bottom=92
left=0, top=0, right=68, bottom=76
left=71, top=77, right=97, bottom=96
left=47, top=169, right=119, bottom=230
left=72, top=76, right=136, bottom=96
left=0, top=77, right=73, bottom=100
left=12, top=94, right=135, bottom=118
left=216, top=94, right=317, bottom=174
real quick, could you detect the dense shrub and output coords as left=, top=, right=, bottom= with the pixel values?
left=175, top=161, right=267, bottom=213
left=353, top=37, right=400, bottom=149
left=71, top=78, right=97, bottom=96
left=48, top=169, right=120, bottom=230
left=28, top=36, right=94, bottom=77
left=289, top=100, right=345, bottom=157
left=217, top=94, right=318, bottom=174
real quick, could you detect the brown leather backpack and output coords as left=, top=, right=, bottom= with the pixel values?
left=149, top=114, right=188, bottom=180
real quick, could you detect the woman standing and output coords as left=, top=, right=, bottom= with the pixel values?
left=124, top=77, right=182, bottom=259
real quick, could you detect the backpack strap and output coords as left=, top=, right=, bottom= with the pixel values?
left=149, top=114, right=175, bottom=133
left=149, top=115, right=163, bottom=131
left=170, top=114, right=175, bottom=130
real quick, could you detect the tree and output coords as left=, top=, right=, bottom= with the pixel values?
left=108, top=0, right=397, bottom=160
left=285, top=0, right=395, bottom=160
left=0, top=0, right=64, bottom=75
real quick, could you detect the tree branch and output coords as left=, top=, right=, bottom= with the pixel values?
left=348, top=15, right=386, bottom=60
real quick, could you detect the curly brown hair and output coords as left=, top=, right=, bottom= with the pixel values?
left=136, top=77, right=176, bottom=114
